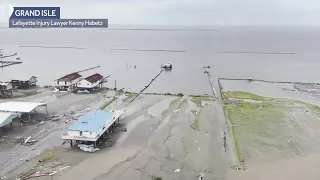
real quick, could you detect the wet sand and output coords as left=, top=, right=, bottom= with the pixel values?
left=4, top=78, right=320, bottom=180
left=1, top=89, right=231, bottom=180
left=56, top=95, right=230, bottom=180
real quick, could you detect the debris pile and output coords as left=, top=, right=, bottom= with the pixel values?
left=16, top=165, right=69, bottom=180
left=197, top=173, right=205, bottom=180
left=21, top=136, right=37, bottom=146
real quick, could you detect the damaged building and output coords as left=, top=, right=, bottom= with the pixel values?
left=11, top=76, right=37, bottom=89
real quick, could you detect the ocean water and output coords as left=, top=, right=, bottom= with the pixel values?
left=1, top=25, right=320, bottom=95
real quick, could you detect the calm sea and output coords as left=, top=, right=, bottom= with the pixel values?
left=1, top=25, right=320, bottom=95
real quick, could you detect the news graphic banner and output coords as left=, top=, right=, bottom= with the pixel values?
left=9, top=7, right=108, bottom=28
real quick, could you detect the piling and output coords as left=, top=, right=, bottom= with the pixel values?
left=203, top=66, right=216, bottom=98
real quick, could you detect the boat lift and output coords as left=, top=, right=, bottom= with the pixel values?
left=161, top=62, right=172, bottom=70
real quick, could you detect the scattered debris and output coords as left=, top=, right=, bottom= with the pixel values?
left=21, top=136, right=37, bottom=146
left=58, top=166, right=69, bottom=172
left=24, top=136, right=31, bottom=144
left=197, top=173, right=205, bottom=180
left=19, top=158, right=29, bottom=162
left=151, top=175, right=162, bottom=180
left=48, top=171, right=58, bottom=176
left=16, top=165, right=69, bottom=180
left=51, top=118, right=59, bottom=121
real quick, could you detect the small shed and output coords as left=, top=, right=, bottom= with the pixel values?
left=0, top=112, right=19, bottom=133
left=0, top=102, right=48, bottom=120
left=11, top=76, right=37, bottom=89
left=77, top=73, right=104, bottom=90
left=55, top=72, right=82, bottom=91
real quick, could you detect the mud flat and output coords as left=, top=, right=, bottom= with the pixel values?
left=1, top=92, right=232, bottom=180
left=0, top=88, right=116, bottom=179
left=220, top=79, right=320, bottom=179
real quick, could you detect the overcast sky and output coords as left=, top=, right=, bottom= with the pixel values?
left=1, top=0, right=320, bottom=26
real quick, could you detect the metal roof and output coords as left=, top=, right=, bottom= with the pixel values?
left=57, top=73, right=82, bottom=82
left=84, top=73, right=104, bottom=83
left=11, top=76, right=37, bottom=82
left=0, top=82, right=11, bottom=86
left=0, top=102, right=47, bottom=113
left=0, top=112, right=18, bottom=127
left=67, top=110, right=113, bottom=132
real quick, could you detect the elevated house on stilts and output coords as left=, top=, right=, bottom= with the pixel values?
left=77, top=73, right=105, bottom=92
left=55, top=73, right=82, bottom=92
left=62, top=109, right=123, bottom=150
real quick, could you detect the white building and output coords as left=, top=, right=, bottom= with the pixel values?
left=77, top=73, right=104, bottom=91
left=55, top=72, right=82, bottom=91
left=62, top=109, right=123, bottom=148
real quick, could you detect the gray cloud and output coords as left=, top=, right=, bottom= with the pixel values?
left=1, top=0, right=320, bottom=25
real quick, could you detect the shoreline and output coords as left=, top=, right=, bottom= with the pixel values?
left=2, top=78, right=320, bottom=179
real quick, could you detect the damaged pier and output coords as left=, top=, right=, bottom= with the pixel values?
left=127, top=69, right=164, bottom=105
